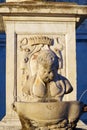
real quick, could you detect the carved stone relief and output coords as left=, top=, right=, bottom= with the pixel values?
left=16, top=34, right=71, bottom=102
left=12, top=34, right=87, bottom=130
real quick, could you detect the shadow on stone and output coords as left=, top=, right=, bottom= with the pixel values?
left=75, top=128, right=87, bottom=130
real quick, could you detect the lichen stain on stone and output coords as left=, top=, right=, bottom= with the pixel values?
left=0, top=1, right=78, bottom=11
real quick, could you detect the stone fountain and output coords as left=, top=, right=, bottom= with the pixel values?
left=0, top=0, right=87, bottom=130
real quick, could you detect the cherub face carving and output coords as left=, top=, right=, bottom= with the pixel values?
left=37, top=50, right=59, bottom=83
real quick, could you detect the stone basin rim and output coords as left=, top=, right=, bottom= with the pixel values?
left=14, top=100, right=82, bottom=104
left=13, top=100, right=84, bottom=125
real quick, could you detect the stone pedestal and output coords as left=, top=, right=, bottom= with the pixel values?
left=0, top=1, right=87, bottom=129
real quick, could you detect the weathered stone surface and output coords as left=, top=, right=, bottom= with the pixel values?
left=0, top=1, right=87, bottom=16
left=0, top=1, right=87, bottom=130
left=0, top=118, right=21, bottom=130
left=0, top=1, right=86, bottom=31
left=14, top=101, right=84, bottom=130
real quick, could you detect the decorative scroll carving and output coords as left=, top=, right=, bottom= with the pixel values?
left=19, top=35, right=64, bottom=88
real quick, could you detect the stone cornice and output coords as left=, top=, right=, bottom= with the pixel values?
left=0, top=2, right=87, bottom=16
left=0, top=1, right=87, bottom=32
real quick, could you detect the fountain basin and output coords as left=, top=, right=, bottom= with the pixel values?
left=14, top=101, right=83, bottom=125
